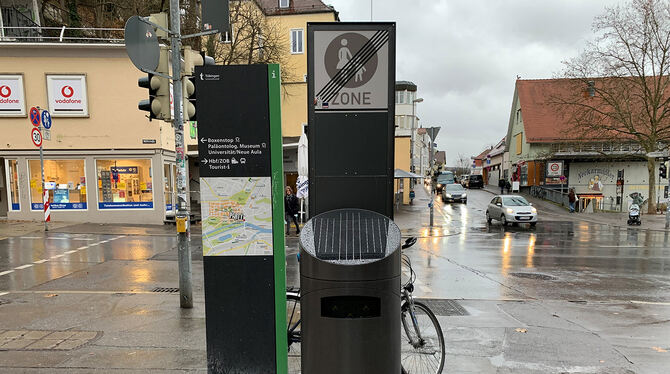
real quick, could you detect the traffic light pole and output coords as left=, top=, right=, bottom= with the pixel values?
left=170, top=0, right=193, bottom=309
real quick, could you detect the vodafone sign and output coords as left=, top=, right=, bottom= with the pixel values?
left=0, top=75, right=26, bottom=116
left=47, top=75, right=89, bottom=117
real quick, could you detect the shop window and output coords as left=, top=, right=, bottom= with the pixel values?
left=164, top=163, right=175, bottom=213
left=7, top=160, right=20, bottom=210
left=29, top=159, right=87, bottom=210
left=96, top=159, right=153, bottom=209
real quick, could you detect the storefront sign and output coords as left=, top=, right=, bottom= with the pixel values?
left=32, top=202, right=87, bottom=210
left=46, top=75, right=89, bottom=117
left=0, top=75, right=26, bottom=116
left=577, top=167, right=616, bottom=192
left=110, top=166, right=139, bottom=174
left=142, top=139, right=157, bottom=144
left=98, top=201, right=154, bottom=209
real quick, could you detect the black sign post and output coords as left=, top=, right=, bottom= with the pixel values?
left=307, top=22, right=396, bottom=218
left=196, top=64, right=287, bottom=373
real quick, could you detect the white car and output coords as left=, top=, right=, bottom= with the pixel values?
left=486, top=195, right=537, bottom=227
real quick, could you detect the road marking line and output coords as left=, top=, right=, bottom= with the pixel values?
left=0, top=270, right=14, bottom=276
left=631, top=300, right=670, bottom=306
left=0, top=292, right=8, bottom=296
left=77, top=246, right=89, bottom=250
left=19, top=237, right=95, bottom=241
left=15, top=264, right=33, bottom=270
left=33, top=259, right=48, bottom=264
left=51, top=254, right=65, bottom=259
left=64, top=250, right=77, bottom=254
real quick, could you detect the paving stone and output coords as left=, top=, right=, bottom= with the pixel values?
left=22, top=330, right=52, bottom=340
left=0, top=339, right=36, bottom=349
left=0, top=330, right=26, bottom=339
left=44, top=331, right=76, bottom=340
left=54, top=339, right=88, bottom=350
left=70, top=331, right=98, bottom=340
left=25, top=339, right=63, bottom=350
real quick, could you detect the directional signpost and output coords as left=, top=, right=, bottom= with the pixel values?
left=196, top=64, right=286, bottom=373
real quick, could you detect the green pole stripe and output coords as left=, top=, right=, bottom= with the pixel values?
left=269, top=64, right=288, bottom=374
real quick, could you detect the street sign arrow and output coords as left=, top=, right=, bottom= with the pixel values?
left=201, top=137, right=207, bottom=143
left=202, top=159, right=208, bottom=164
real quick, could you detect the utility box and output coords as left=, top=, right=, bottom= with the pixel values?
left=299, top=208, right=401, bottom=374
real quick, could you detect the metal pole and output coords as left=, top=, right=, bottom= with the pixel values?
left=39, top=141, right=47, bottom=231
left=410, top=102, right=416, bottom=177
left=370, top=0, right=373, bottom=21
left=429, top=138, right=434, bottom=227
left=170, top=0, right=193, bottom=309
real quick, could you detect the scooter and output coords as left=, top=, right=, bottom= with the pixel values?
left=627, top=203, right=641, bottom=226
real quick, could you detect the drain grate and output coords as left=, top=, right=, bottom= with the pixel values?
left=509, top=272, right=557, bottom=281
left=151, top=287, right=179, bottom=293
left=416, top=298, right=469, bottom=316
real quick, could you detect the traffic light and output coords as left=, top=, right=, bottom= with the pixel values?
left=138, top=47, right=171, bottom=121
left=660, top=162, right=668, bottom=179
left=183, top=76, right=196, bottom=121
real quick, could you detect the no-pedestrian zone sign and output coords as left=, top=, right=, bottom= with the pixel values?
left=31, top=127, right=42, bottom=147
left=29, top=106, right=40, bottom=126
left=41, top=110, right=52, bottom=129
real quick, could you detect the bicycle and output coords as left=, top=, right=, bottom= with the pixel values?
left=286, top=237, right=445, bottom=374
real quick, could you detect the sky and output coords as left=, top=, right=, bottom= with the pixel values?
left=324, top=0, right=621, bottom=165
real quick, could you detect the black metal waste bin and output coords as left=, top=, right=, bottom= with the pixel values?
left=299, top=208, right=401, bottom=374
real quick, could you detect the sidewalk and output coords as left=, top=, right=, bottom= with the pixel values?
left=482, top=185, right=670, bottom=232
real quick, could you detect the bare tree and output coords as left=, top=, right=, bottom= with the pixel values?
left=204, top=0, right=293, bottom=82
left=555, top=0, right=670, bottom=213
left=455, top=153, right=471, bottom=176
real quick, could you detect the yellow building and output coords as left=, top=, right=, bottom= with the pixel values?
left=254, top=0, right=339, bottom=189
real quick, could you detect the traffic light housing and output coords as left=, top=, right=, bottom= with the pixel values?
left=183, top=76, right=196, bottom=121
left=138, top=47, right=171, bottom=121
left=660, top=162, right=668, bottom=179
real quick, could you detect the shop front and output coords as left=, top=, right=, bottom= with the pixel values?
left=2, top=151, right=176, bottom=224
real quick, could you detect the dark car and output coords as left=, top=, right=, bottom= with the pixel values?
left=435, top=174, right=452, bottom=194
left=466, top=174, right=484, bottom=188
left=442, top=184, right=467, bottom=203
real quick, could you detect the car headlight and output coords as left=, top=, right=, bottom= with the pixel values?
left=531, top=207, right=537, bottom=214
left=506, top=208, right=514, bottom=214
left=437, top=184, right=442, bottom=188
left=462, top=193, right=467, bottom=197
left=445, top=194, right=452, bottom=198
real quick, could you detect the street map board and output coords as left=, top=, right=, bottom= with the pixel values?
left=196, top=64, right=286, bottom=374
left=200, top=176, right=273, bottom=256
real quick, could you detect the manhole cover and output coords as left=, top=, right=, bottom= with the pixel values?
left=416, top=299, right=469, bottom=316
left=151, top=287, right=179, bottom=293
left=510, top=272, right=557, bottom=281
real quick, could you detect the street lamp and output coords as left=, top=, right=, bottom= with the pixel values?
left=410, top=97, right=423, bottom=181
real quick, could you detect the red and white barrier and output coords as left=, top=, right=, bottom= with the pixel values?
left=43, top=189, right=50, bottom=222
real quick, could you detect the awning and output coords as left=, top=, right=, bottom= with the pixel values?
left=394, top=169, right=424, bottom=179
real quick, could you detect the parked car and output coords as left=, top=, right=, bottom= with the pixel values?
left=486, top=195, right=537, bottom=227
left=442, top=184, right=467, bottom=203
left=466, top=174, right=484, bottom=188
left=435, top=174, right=453, bottom=194
left=460, top=175, right=470, bottom=187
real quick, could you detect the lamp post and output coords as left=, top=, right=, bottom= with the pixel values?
left=410, top=97, right=423, bottom=185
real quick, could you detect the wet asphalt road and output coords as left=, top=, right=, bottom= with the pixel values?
left=1, top=188, right=669, bottom=373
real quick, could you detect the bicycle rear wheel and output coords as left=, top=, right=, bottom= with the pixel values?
left=400, top=301, right=445, bottom=374
left=286, top=291, right=301, bottom=373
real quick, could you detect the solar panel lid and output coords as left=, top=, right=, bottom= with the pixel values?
left=301, top=209, right=401, bottom=262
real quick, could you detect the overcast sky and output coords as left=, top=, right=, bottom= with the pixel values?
left=324, top=0, right=621, bottom=165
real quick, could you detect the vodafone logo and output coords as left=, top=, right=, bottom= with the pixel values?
left=0, top=85, right=11, bottom=98
left=55, top=85, right=81, bottom=104
left=0, top=85, right=19, bottom=104
left=61, top=85, right=74, bottom=98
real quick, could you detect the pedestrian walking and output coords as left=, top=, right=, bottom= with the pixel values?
left=284, top=186, right=300, bottom=235
left=568, top=188, right=577, bottom=213
left=505, top=180, right=511, bottom=194
left=498, top=178, right=505, bottom=194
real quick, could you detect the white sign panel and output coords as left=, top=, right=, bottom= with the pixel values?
left=313, top=30, right=389, bottom=110
left=46, top=74, right=89, bottom=117
left=0, top=75, right=26, bottom=116
left=547, top=161, right=564, bottom=177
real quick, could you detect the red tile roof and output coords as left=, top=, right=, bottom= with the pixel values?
left=516, top=79, right=575, bottom=143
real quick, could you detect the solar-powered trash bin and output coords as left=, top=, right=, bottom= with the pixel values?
left=299, top=208, right=401, bottom=374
